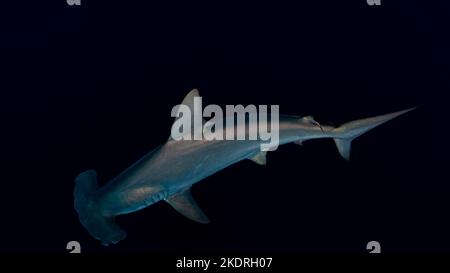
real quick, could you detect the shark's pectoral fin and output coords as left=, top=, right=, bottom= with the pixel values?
left=249, top=151, right=267, bottom=165
left=165, top=188, right=210, bottom=224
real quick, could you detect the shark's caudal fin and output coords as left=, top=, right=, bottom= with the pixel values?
left=332, top=108, right=416, bottom=160
left=74, top=170, right=126, bottom=246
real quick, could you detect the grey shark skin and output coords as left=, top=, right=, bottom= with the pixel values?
left=74, top=89, right=414, bottom=245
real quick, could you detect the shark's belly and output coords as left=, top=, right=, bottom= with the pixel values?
left=97, top=139, right=267, bottom=216
left=97, top=184, right=163, bottom=215
left=160, top=140, right=261, bottom=186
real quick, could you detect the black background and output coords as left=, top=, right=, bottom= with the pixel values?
left=1, top=0, right=449, bottom=253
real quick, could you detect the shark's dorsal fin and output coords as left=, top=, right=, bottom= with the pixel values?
left=170, top=89, right=205, bottom=140
left=179, top=89, right=200, bottom=114
left=299, top=116, right=314, bottom=123
left=165, top=187, right=210, bottom=224
left=249, top=151, right=267, bottom=165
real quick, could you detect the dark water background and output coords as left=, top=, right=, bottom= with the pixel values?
left=0, top=0, right=449, bottom=253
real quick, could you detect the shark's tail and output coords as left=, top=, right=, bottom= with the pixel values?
left=74, top=170, right=126, bottom=246
left=332, top=108, right=415, bottom=160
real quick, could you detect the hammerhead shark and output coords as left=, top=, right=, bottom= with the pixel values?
left=74, top=89, right=414, bottom=245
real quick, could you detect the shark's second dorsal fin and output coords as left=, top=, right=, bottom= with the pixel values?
left=165, top=187, right=210, bottom=224
left=299, top=115, right=315, bottom=124
left=249, top=151, right=267, bottom=165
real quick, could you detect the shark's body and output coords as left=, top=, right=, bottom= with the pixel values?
left=74, top=89, right=414, bottom=245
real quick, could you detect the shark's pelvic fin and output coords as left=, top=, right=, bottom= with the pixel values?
left=249, top=151, right=267, bottom=165
left=165, top=187, right=210, bottom=224
left=334, top=139, right=351, bottom=160
left=332, top=107, right=416, bottom=160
